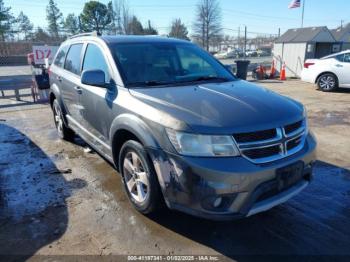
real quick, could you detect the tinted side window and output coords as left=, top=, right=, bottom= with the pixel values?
left=82, top=44, right=110, bottom=82
left=64, top=44, right=83, bottom=75
left=343, top=53, right=350, bottom=63
left=335, top=54, right=344, bottom=62
left=54, top=45, right=68, bottom=67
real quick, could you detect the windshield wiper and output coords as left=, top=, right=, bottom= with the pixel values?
left=128, top=80, right=174, bottom=87
left=176, top=76, right=231, bottom=84
left=191, top=76, right=230, bottom=82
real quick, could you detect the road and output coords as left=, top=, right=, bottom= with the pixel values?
left=0, top=78, right=350, bottom=261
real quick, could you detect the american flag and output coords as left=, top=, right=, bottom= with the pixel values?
left=288, top=0, right=301, bottom=8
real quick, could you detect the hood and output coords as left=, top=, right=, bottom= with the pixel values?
left=129, top=80, right=304, bottom=134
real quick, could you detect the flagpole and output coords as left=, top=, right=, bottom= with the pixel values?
left=301, top=0, right=305, bottom=28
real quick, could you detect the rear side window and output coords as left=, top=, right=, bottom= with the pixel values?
left=83, top=44, right=110, bottom=82
left=343, top=53, right=350, bottom=63
left=54, top=45, right=68, bottom=68
left=335, top=54, right=344, bottom=62
left=64, top=44, right=83, bottom=75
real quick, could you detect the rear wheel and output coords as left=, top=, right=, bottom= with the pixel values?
left=119, top=140, right=161, bottom=214
left=52, top=99, right=75, bottom=141
left=317, top=73, right=338, bottom=92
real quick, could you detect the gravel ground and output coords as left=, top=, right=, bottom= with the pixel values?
left=0, top=79, right=350, bottom=261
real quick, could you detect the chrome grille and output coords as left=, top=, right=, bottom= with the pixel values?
left=233, top=119, right=306, bottom=164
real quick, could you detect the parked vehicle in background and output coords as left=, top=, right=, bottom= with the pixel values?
left=49, top=33, right=316, bottom=220
left=256, top=50, right=270, bottom=57
left=245, top=50, right=258, bottom=57
left=301, top=50, right=350, bottom=92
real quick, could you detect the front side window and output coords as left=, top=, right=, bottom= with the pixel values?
left=64, top=44, right=83, bottom=75
left=112, top=42, right=235, bottom=87
left=54, top=45, right=68, bottom=68
left=82, top=44, right=110, bottom=82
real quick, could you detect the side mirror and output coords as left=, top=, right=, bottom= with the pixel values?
left=81, top=69, right=106, bottom=87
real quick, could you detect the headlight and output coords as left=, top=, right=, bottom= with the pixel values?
left=166, top=129, right=240, bottom=157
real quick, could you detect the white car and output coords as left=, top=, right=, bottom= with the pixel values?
left=301, top=50, right=350, bottom=92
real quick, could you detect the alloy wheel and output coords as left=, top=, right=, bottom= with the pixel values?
left=123, top=151, right=149, bottom=203
left=319, top=75, right=336, bottom=90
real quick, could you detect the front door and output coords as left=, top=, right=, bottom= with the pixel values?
left=79, top=43, right=116, bottom=153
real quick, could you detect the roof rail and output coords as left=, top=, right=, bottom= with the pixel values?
left=69, top=31, right=100, bottom=39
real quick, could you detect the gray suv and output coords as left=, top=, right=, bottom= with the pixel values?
left=49, top=33, right=316, bottom=220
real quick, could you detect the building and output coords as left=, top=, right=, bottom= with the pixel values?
left=273, top=26, right=336, bottom=77
left=331, top=23, right=350, bottom=51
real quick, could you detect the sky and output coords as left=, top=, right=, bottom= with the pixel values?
left=4, top=0, right=350, bottom=37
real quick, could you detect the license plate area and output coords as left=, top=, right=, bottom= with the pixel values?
left=276, top=161, right=304, bottom=191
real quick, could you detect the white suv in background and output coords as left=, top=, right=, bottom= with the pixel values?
left=301, top=50, right=350, bottom=92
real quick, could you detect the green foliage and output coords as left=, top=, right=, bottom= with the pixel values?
left=169, top=19, right=189, bottom=40
left=128, top=16, right=144, bottom=35
left=143, top=20, right=158, bottom=35
left=65, top=13, right=79, bottom=35
left=16, top=11, right=33, bottom=40
left=46, top=0, right=63, bottom=38
left=0, top=0, right=14, bottom=41
left=80, top=1, right=111, bottom=34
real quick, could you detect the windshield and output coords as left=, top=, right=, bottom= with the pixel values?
left=111, top=42, right=236, bottom=87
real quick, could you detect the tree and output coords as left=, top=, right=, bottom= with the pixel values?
left=65, top=13, right=79, bottom=35
left=0, top=0, right=14, bottom=41
left=192, top=0, right=222, bottom=51
left=143, top=20, right=158, bottom=35
left=128, top=16, right=143, bottom=35
left=32, top=27, right=51, bottom=42
left=46, top=0, right=63, bottom=38
left=16, top=11, right=33, bottom=40
left=106, top=1, right=116, bottom=35
left=80, top=1, right=112, bottom=35
left=169, top=19, right=189, bottom=40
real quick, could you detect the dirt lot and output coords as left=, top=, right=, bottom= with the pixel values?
left=0, top=78, right=350, bottom=261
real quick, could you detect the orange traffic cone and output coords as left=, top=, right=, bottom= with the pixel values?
left=258, top=65, right=264, bottom=80
left=280, top=62, right=286, bottom=81
left=270, top=60, right=276, bottom=79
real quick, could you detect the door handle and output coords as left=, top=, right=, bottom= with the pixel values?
left=56, top=76, right=62, bottom=82
left=335, top=64, right=343, bottom=67
left=74, top=86, right=83, bottom=94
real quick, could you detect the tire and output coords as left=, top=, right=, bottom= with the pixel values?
left=317, top=73, right=338, bottom=92
left=52, top=99, right=75, bottom=141
left=119, top=140, right=161, bottom=214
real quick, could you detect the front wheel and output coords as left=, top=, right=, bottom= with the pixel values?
left=119, top=140, right=161, bottom=214
left=317, top=73, right=338, bottom=92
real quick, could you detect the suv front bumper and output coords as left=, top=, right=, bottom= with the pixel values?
left=147, top=133, right=316, bottom=220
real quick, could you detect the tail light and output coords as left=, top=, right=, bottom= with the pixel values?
left=304, top=62, right=315, bottom=69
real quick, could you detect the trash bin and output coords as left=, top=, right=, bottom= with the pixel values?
left=235, top=60, right=250, bottom=80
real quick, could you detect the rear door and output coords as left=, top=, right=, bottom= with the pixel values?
left=338, top=53, right=350, bottom=86
left=61, top=43, right=84, bottom=122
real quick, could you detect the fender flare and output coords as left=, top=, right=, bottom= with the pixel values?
left=109, top=113, right=160, bottom=149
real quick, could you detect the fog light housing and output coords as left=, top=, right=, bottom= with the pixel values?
left=213, top=197, right=222, bottom=208
left=201, top=194, right=237, bottom=212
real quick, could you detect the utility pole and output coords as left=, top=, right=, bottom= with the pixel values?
left=301, top=0, right=306, bottom=28
left=278, top=28, right=281, bottom=38
left=244, top=25, right=247, bottom=59
left=238, top=26, right=240, bottom=49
